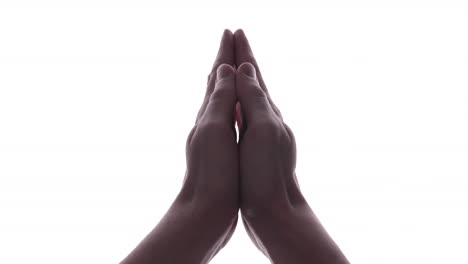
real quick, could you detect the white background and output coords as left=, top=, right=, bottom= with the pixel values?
left=1, top=1, right=467, bottom=263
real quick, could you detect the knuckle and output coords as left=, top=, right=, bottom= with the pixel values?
left=197, top=120, right=232, bottom=136
left=198, top=120, right=222, bottom=132
left=210, top=87, right=233, bottom=102
left=185, top=125, right=198, bottom=145
left=248, top=119, right=282, bottom=134
left=242, top=83, right=266, bottom=98
left=283, top=123, right=296, bottom=140
left=244, top=120, right=294, bottom=145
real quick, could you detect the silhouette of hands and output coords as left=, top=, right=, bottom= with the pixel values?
left=122, top=29, right=348, bottom=264
left=183, top=29, right=300, bottom=214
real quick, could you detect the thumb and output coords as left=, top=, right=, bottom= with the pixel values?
left=236, top=62, right=277, bottom=123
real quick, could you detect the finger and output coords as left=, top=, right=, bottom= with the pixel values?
left=234, top=29, right=283, bottom=119
left=200, top=64, right=237, bottom=124
left=211, top=29, right=235, bottom=75
left=196, top=29, right=235, bottom=123
left=234, top=29, right=265, bottom=87
left=236, top=62, right=277, bottom=124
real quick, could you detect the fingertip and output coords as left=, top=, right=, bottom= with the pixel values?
left=223, top=28, right=234, bottom=40
left=217, top=64, right=235, bottom=80
left=219, top=29, right=234, bottom=48
left=234, top=29, right=258, bottom=68
left=237, top=62, right=256, bottom=79
left=236, top=63, right=265, bottom=101
left=209, top=29, right=234, bottom=72
left=223, top=29, right=234, bottom=38
left=234, top=29, right=245, bottom=38
left=234, top=29, right=249, bottom=47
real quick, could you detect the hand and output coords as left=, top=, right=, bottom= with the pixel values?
left=121, top=30, right=239, bottom=264
left=180, top=30, right=238, bottom=211
left=234, top=30, right=349, bottom=264
left=122, top=29, right=349, bottom=264
left=234, top=29, right=301, bottom=214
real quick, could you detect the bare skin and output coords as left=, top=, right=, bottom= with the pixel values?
left=121, top=29, right=349, bottom=264
left=235, top=30, right=349, bottom=264
left=121, top=30, right=239, bottom=264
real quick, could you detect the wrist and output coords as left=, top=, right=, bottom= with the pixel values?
left=121, top=196, right=238, bottom=264
left=241, top=202, right=349, bottom=264
left=241, top=183, right=307, bottom=222
left=175, top=189, right=239, bottom=224
left=178, top=170, right=239, bottom=211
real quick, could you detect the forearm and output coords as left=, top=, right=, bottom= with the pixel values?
left=121, top=195, right=238, bottom=264
left=243, top=203, right=349, bottom=264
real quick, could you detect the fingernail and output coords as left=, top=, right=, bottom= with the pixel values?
left=239, top=62, right=256, bottom=79
left=217, top=64, right=234, bottom=80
